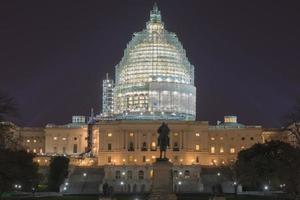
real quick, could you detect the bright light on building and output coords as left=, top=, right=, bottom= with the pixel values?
left=83, top=173, right=87, bottom=177
left=264, top=185, right=269, bottom=190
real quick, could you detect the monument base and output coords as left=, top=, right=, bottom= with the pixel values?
left=148, top=192, right=177, bottom=200
left=148, top=159, right=177, bottom=200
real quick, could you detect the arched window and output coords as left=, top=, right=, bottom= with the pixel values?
left=184, top=170, right=190, bottom=178
left=138, top=170, right=144, bottom=180
left=133, top=184, right=137, bottom=193
left=127, top=184, right=131, bottom=192
left=140, top=184, right=146, bottom=193
left=115, top=170, right=121, bottom=179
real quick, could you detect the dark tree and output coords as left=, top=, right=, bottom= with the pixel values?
left=236, top=141, right=300, bottom=195
left=283, top=98, right=300, bottom=146
left=0, top=149, right=39, bottom=196
left=217, top=164, right=238, bottom=195
left=47, top=156, right=69, bottom=192
left=0, top=92, right=18, bottom=150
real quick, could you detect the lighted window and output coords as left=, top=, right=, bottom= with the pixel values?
left=62, top=137, right=67, bottom=141
left=33, top=139, right=37, bottom=143
left=230, top=147, right=235, bottom=154
left=211, top=137, right=215, bottom=141
left=26, top=139, right=30, bottom=143
left=27, top=148, right=30, bottom=153
left=195, top=133, right=200, bottom=137
left=220, top=137, right=223, bottom=140
left=151, top=142, right=156, bottom=147
left=174, top=133, right=178, bottom=136
left=53, top=137, right=58, bottom=140
left=211, top=146, right=215, bottom=153
left=130, top=133, right=134, bottom=137
left=195, top=144, right=200, bottom=151
left=241, top=146, right=245, bottom=149
left=220, top=147, right=224, bottom=153
left=107, top=133, right=112, bottom=137
left=33, top=149, right=36, bottom=153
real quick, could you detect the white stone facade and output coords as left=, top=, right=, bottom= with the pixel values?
left=100, top=164, right=202, bottom=193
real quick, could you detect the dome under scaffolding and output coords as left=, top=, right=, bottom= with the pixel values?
left=103, top=4, right=196, bottom=121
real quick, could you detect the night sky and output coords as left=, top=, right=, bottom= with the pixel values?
left=1, top=0, right=299, bottom=128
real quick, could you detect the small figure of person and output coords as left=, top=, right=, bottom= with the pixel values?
left=102, top=182, right=109, bottom=197
left=108, top=185, right=114, bottom=198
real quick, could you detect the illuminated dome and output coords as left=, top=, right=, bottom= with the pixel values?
left=113, top=4, right=196, bottom=120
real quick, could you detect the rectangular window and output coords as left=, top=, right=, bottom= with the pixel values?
left=73, top=144, right=78, bottom=153
left=211, top=146, right=215, bottom=154
left=220, top=147, right=224, bottom=153
left=62, top=147, right=66, bottom=154
left=230, top=147, right=235, bottom=154
left=195, top=144, right=200, bottom=151
left=108, top=156, right=111, bottom=163
left=53, top=146, right=57, bottom=153
left=108, top=143, right=112, bottom=151
left=142, top=156, right=146, bottom=163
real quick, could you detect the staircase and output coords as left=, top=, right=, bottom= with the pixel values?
left=64, top=166, right=104, bottom=194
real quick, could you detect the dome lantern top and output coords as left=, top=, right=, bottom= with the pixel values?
left=147, top=3, right=164, bottom=33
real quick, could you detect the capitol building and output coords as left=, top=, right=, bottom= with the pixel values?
left=14, top=4, right=289, bottom=193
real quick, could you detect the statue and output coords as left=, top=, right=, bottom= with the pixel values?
left=157, top=122, right=170, bottom=159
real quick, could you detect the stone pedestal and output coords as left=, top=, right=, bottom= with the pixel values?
left=148, top=159, right=177, bottom=200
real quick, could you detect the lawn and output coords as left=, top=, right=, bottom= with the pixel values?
left=3, top=193, right=285, bottom=200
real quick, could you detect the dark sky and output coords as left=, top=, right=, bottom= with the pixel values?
left=1, top=0, right=299, bottom=128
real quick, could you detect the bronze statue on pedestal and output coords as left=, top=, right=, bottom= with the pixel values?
left=157, top=122, right=170, bottom=159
